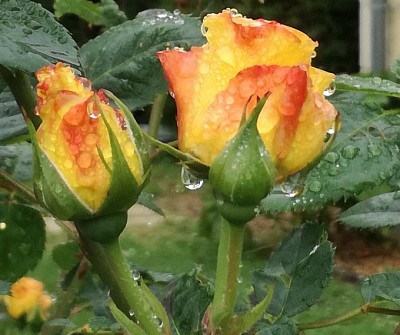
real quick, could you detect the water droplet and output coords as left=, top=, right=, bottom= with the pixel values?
left=153, top=315, right=163, bottom=328
left=308, top=181, right=322, bottom=193
left=311, top=50, right=317, bottom=58
left=169, top=90, right=175, bottom=99
left=132, top=269, right=141, bottom=281
left=341, top=145, right=359, bottom=159
left=181, top=167, right=204, bottom=190
left=280, top=181, right=304, bottom=198
left=57, top=35, right=68, bottom=44
left=88, top=111, right=100, bottom=119
left=367, top=144, right=382, bottom=157
left=328, top=167, right=339, bottom=176
left=201, top=23, right=208, bottom=35
left=129, top=309, right=135, bottom=316
left=323, top=80, right=336, bottom=97
left=324, top=152, right=339, bottom=164
left=237, top=276, right=243, bottom=283
left=173, top=9, right=181, bottom=16
left=22, top=27, right=32, bottom=35
left=0, top=222, right=6, bottom=230
left=324, top=127, right=335, bottom=143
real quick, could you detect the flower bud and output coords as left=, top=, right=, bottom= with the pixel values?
left=30, top=63, right=150, bottom=231
left=210, top=96, right=276, bottom=224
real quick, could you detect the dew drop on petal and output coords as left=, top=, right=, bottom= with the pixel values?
left=181, top=167, right=204, bottom=190
left=201, top=23, right=208, bottom=36
left=323, top=80, right=336, bottom=97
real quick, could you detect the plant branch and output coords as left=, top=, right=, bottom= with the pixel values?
left=298, top=303, right=400, bottom=330
left=147, top=93, right=167, bottom=139
left=0, top=168, right=37, bottom=202
left=210, top=219, right=245, bottom=332
left=0, top=65, right=40, bottom=128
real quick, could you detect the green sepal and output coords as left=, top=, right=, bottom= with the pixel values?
left=75, top=211, right=127, bottom=243
left=210, top=95, right=276, bottom=225
left=27, top=120, right=93, bottom=220
left=96, top=94, right=150, bottom=217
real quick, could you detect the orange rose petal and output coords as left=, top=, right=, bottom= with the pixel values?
left=183, top=65, right=308, bottom=165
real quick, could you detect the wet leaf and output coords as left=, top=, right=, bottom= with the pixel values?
left=340, top=192, right=400, bottom=228
left=261, top=93, right=400, bottom=212
left=361, top=272, right=400, bottom=305
left=253, top=223, right=334, bottom=318
left=0, top=203, right=46, bottom=281
left=0, top=143, right=32, bottom=181
left=80, top=11, right=205, bottom=110
left=54, top=0, right=126, bottom=29
left=255, top=318, right=297, bottom=335
left=167, top=267, right=214, bottom=335
left=0, top=0, right=79, bottom=73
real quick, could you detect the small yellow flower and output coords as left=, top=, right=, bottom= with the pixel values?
left=2, top=277, right=52, bottom=320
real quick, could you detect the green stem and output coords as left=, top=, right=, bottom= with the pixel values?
left=147, top=93, right=167, bottom=139
left=210, top=219, right=245, bottom=332
left=298, top=303, right=400, bottom=330
left=0, top=168, right=37, bottom=202
left=79, top=235, right=162, bottom=335
left=0, top=65, right=40, bottom=129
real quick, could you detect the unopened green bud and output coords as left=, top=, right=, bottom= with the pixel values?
left=210, top=96, right=276, bottom=225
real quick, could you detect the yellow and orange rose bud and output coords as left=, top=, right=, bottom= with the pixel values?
left=157, top=9, right=339, bottom=183
left=1, top=277, right=52, bottom=322
left=30, top=63, right=150, bottom=241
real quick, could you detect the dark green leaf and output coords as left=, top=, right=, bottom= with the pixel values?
left=54, top=0, right=126, bottom=29
left=0, top=0, right=79, bottom=73
left=336, top=74, right=400, bottom=98
left=168, top=267, right=214, bottom=335
left=0, top=279, right=11, bottom=294
left=52, top=241, right=81, bottom=270
left=0, top=143, right=32, bottom=181
left=47, top=318, right=77, bottom=329
left=261, top=93, right=400, bottom=212
left=253, top=223, right=334, bottom=318
left=89, top=315, right=118, bottom=331
left=80, top=11, right=205, bottom=110
left=340, top=191, right=400, bottom=228
left=0, top=203, right=46, bottom=281
left=361, top=272, right=400, bottom=305
left=255, top=318, right=298, bottom=335
left=0, top=79, right=27, bottom=142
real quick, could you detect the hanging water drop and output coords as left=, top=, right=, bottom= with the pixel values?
left=131, top=269, right=141, bottom=281
left=201, top=23, right=208, bottom=35
left=0, top=222, right=6, bottom=230
left=311, top=50, right=317, bottom=58
left=323, top=80, right=336, bottom=97
left=129, top=309, right=135, bottom=317
left=169, top=90, right=175, bottom=99
left=324, top=127, right=335, bottom=143
left=181, top=167, right=204, bottom=190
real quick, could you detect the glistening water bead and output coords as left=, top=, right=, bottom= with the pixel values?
left=323, top=81, right=336, bottom=97
left=181, top=167, right=204, bottom=190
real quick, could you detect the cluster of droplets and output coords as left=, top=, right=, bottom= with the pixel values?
left=181, top=167, right=204, bottom=190
left=336, top=74, right=400, bottom=95
left=201, top=8, right=241, bottom=36
left=141, top=9, right=184, bottom=27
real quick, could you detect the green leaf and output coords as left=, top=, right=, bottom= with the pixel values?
left=79, top=11, right=205, bottom=110
left=54, top=0, right=126, bottom=29
left=336, top=74, right=400, bottom=98
left=255, top=318, right=298, bottom=335
left=0, top=143, right=32, bottom=181
left=0, top=0, right=79, bottom=73
left=109, top=301, right=147, bottom=335
left=137, top=193, right=164, bottom=216
left=52, top=241, right=81, bottom=270
left=253, top=223, right=334, bottom=318
left=261, top=93, right=400, bottom=212
left=340, top=191, right=400, bottom=228
left=168, top=267, right=214, bottom=335
left=361, top=272, right=400, bottom=305
left=88, top=315, right=118, bottom=332
left=0, top=79, right=27, bottom=142
left=0, top=203, right=46, bottom=281
left=391, top=58, right=400, bottom=80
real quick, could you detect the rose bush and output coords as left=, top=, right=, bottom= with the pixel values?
left=157, top=9, right=338, bottom=182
